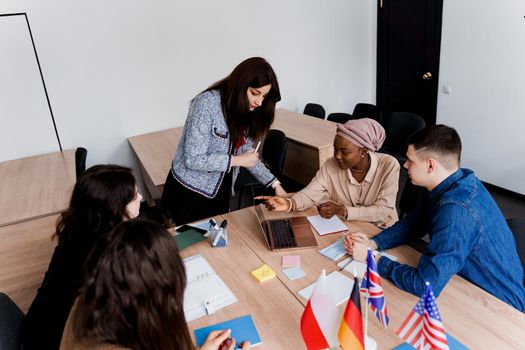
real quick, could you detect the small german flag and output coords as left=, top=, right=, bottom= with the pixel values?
left=338, top=276, right=364, bottom=350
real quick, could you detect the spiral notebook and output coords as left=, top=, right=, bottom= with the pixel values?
left=183, top=254, right=237, bottom=322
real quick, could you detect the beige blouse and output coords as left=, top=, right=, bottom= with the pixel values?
left=291, top=152, right=400, bottom=228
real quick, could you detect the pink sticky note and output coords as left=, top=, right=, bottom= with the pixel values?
left=282, top=255, right=301, bottom=268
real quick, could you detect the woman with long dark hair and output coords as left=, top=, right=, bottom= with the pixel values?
left=60, top=219, right=249, bottom=350
left=160, top=57, right=286, bottom=225
left=21, top=165, right=142, bottom=350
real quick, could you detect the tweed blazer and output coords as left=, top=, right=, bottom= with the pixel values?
left=171, top=90, right=276, bottom=198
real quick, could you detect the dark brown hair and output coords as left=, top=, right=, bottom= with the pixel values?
left=55, top=164, right=137, bottom=245
left=408, top=124, right=462, bottom=167
left=71, top=219, right=194, bottom=350
left=205, top=56, right=281, bottom=145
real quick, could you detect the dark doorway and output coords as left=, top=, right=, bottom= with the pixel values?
left=376, top=0, right=443, bottom=126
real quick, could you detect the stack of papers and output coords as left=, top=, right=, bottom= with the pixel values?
left=298, top=271, right=354, bottom=305
left=307, top=215, right=348, bottom=236
left=319, top=239, right=347, bottom=261
left=282, top=266, right=306, bottom=280
left=337, top=258, right=367, bottom=278
left=282, top=255, right=300, bottom=268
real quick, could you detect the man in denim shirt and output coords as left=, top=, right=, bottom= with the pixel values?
left=345, top=125, right=525, bottom=311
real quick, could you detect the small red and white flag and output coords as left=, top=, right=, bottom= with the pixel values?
left=300, top=270, right=339, bottom=349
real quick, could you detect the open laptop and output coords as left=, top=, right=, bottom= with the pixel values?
left=254, top=204, right=318, bottom=251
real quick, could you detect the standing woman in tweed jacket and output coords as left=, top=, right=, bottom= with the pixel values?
left=160, top=57, right=287, bottom=225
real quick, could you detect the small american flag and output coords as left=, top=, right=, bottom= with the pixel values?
left=396, top=283, right=449, bottom=350
left=360, top=249, right=389, bottom=328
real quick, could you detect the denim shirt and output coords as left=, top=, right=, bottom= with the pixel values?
left=373, top=168, right=525, bottom=311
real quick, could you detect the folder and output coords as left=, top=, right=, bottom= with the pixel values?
left=194, top=315, right=262, bottom=347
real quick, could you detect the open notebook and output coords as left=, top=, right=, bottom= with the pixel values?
left=183, top=254, right=237, bottom=321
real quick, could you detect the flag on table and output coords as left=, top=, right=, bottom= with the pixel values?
left=338, top=276, right=365, bottom=350
left=360, top=249, right=389, bottom=328
left=396, top=282, right=449, bottom=350
left=300, top=270, right=339, bottom=349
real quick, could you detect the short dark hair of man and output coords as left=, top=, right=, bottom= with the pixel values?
left=408, top=124, right=462, bottom=170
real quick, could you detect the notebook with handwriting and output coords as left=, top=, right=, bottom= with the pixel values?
left=194, top=315, right=262, bottom=347
left=183, top=254, right=237, bottom=322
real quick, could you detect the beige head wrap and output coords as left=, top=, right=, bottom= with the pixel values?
left=336, top=118, right=385, bottom=151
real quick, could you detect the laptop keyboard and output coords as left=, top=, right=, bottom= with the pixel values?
left=269, top=220, right=297, bottom=248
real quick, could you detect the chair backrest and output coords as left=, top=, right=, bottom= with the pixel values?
left=0, top=292, right=24, bottom=350
left=383, top=112, right=426, bottom=157
left=506, top=218, right=525, bottom=282
left=303, top=103, right=326, bottom=119
left=327, top=112, right=353, bottom=124
left=75, top=147, right=88, bottom=180
left=352, top=103, right=382, bottom=123
left=399, top=176, right=428, bottom=217
left=262, top=130, right=288, bottom=177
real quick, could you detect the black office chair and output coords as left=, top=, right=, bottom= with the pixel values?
left=327, top=112, right=353, bottom=124
left=75, top=147, right=88, bottom=180
left=506, top=218, right=525, bottom=285
left=399, top=177, right=427, bottom=218
left=303, top=103, right=326, bottom=119
left=382, top=112, right=426, bottom=159
left=352, top=103, right=382, bottom=123
left=0, top=292, right=24, bottom=350
left=235, top=130, right=288, bottom=209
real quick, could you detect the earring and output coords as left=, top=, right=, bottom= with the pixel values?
left=361, top=154, right=365, bottom=158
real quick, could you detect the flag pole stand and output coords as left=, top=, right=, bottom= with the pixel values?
left=365, top=336, right=377, bottom=350
left=364, top=295, right=377, bottom=350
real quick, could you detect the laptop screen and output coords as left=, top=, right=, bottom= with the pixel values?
left=254, top=203, right=272, bottom=249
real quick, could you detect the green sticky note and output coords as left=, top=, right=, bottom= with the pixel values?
left=174, top=229, right=207, bottom=251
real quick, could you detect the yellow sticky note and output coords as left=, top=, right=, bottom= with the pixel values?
left=250, top=264, right=276, bottom=283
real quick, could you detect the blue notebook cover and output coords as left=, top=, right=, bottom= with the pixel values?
left=393, top=333, right=468, bottom=349
left=194, top=315, right=262, bottom=348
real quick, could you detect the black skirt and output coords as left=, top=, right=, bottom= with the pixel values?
left=160, top=171, right=232, bottom=226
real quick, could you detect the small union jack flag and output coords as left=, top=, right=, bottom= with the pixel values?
left=360, top=249, right=389, bottom=328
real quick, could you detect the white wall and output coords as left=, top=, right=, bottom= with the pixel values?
left=1, top=0, right=375, bottom=181
left=0, top=14, right=60, bottom=161
left=437, top=0, right=525, bottom=194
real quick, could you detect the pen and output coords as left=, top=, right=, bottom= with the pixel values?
left=254, top=141, right=261, bottom=152
left=220, top=219, right=228, bottom=229
left=339, top=257, right=353, bottom=271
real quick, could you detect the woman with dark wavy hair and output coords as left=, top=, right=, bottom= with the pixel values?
left=60, top=219, right=249, bottom=350
left=21, top=165, right=142, bottom=350
left=160, top=57, right=287, bottom=226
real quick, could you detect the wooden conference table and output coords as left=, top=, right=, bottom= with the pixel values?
left=184, top=206, right=525, bottom=349
left=0, top=150, right=76, bottom=310
left=0, top=150, right=75, bottom=228
left=128, top=108, right=337, bottom=203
